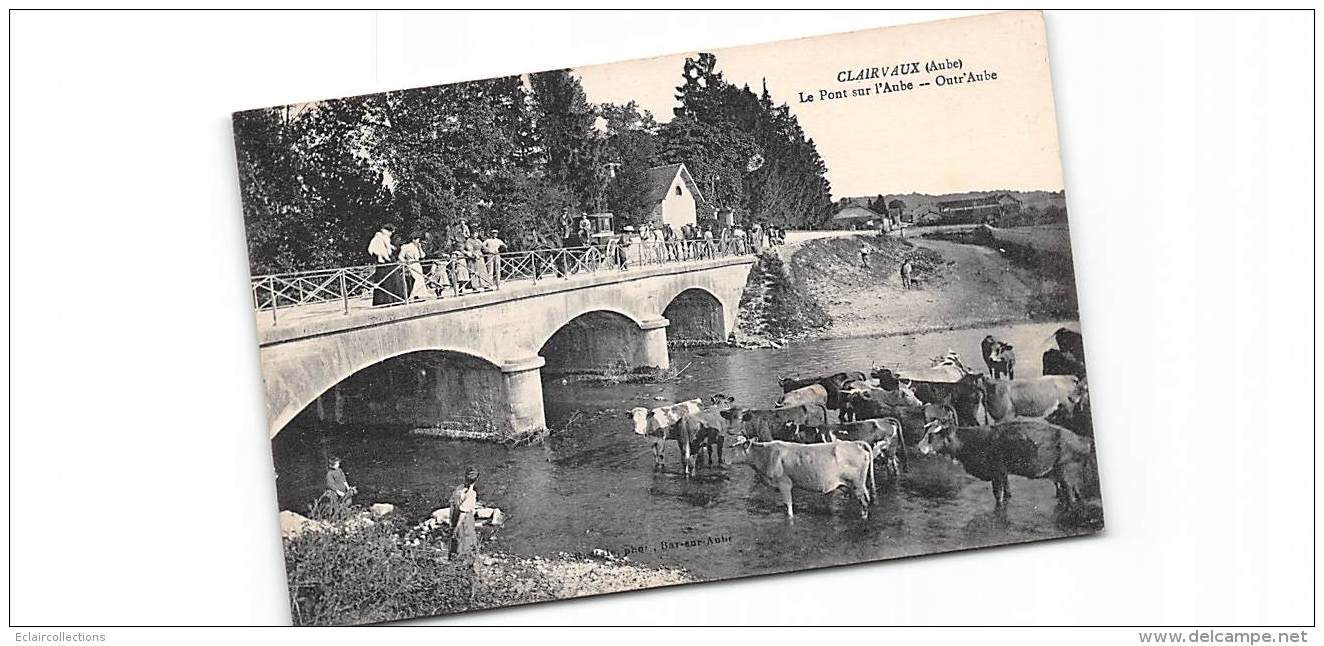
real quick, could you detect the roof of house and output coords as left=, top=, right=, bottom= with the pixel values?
left=645, top=163, right=707, bottom=207
left=832, top=205, right=884, bottom=221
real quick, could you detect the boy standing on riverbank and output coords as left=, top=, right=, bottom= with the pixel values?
left=448, top=466, right=481, bottom=570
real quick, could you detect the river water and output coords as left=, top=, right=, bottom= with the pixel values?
left=273, top=320, right=1102, bottom=582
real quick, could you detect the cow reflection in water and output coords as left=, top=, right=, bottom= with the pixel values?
left=916, top=417, right=1092, bottom=511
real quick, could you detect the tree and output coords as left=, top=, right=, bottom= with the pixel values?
left=529, top=70, right=606, bottom=211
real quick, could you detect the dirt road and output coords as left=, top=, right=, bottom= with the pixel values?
left=784, top=234, right=1049, bottom=339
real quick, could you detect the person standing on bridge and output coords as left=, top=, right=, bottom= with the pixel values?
left=577, top=213, right=593, bottom=247
left=369, top=224, right=405, bottom=306
left=450, top=246, right=471, bottom=294
left=482, top=229, right=506, bottom=284
left=464, top=231, right=491, bottom=291
left=400, top=233, right=433, bottom=302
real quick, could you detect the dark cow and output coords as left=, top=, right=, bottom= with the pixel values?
left=776, top=384, right=829, bottom=409
left=721, top=404, right=831, bottom=443
left=862, top=403, right=959, bottom=446
left=917, top=417, right=1093, bottom=510
left=777, top=375, right=821, bottom=392
left=726, top=436, right=876, bottom=518
left=778, top=371, right=867, bottom=412
left=981, top=335, right=1016, bottom=380
left=1042, top=348, right=1086, bottom=378
left=839, top=384, right=922, bottom=422
left=869, top=366, right=900, bottom=391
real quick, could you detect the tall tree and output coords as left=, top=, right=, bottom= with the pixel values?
left=529, top=70, right=606, bottom=211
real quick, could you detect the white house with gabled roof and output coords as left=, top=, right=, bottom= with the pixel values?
left=643, top=163, right=707, bottom=229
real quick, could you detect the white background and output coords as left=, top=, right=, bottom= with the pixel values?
left=4, top=7, right=1316, bottom=636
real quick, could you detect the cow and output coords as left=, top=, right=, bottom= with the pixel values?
left=1042, top=348, right=1086, bottom=378
left=870, top=366, right=900, bottom=391
left=726, top=436, right=876, bottom=519
left=916, top=417, right=1093, bottom=510
left=839, top=383, right=922, bottom=421
left=776, top=384, right=829, bottom=409
left=954, top=374, right=1087, bottom=424
left=981, top=335, right=1016, bottom=380
left=674, top=395, right=740, bottom=470
left=630, top=398, right=703, bottom=472
left=630, top=394, right=734, bottom=475
left=834, top=417, right=906, bottom=481
left=778, top=371, right=866, bottom=412
left=852, top=403, right=959, bottom=446
left=721, top=404, right=832, bottom=443
left=777, top=375, right=821, bottom=392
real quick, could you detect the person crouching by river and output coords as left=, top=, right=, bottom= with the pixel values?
left=448, top=466, right=481, bottom=570
left=324, top=457, right=356, bottom=507
left=369, top=224, right=406, bottom=306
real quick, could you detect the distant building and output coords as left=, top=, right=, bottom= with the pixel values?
left=644, top=163, right=707, bottom=229
left=934, top=194, right=1021, bottom=223
left=907, top=204, right=940, bottom=224
left=831, top=205, right=886, bottom=230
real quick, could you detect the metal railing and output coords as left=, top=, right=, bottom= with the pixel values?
left=252, top=238, right=760, bottom=325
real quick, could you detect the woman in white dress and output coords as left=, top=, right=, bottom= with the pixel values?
left=399, top=233, right=433, bottom=302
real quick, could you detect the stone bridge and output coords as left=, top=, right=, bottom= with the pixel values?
left=257, top=256, right=755, bottom=438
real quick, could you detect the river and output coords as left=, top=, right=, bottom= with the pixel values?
left=272, top=320, right=1102, bottom=582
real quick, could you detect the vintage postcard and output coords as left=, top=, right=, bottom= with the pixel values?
left=234, top=10, right=1102, bottom=625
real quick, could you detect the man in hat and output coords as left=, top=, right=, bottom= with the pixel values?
left=482, top=229, right=506, bottom=284
left=448, top=466, right=481, bottom=569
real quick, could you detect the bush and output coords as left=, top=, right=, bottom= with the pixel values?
left=284, top=508, right=475, bottom=625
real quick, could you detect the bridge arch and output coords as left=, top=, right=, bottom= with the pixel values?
left=539, top=308, right=669, bottom=375
left=263, top=339, right=539, bottom=438
left=662, top=287, right=728, bottom=344
left=294, top=348, right=512, bottom=430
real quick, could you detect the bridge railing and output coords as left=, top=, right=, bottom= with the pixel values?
left=252, top=238, right=757, bottom=324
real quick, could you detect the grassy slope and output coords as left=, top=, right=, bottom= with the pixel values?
left=734, top=230, right=1078, bottom=341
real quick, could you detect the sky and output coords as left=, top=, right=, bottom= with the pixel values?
left=573, top=11, right=1066, bottom=199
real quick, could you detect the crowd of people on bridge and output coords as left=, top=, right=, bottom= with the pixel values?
left=366, top=216, right=785, bottom=307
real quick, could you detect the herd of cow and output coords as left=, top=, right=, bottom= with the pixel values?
left=628, top=328, right=1097, bottom=520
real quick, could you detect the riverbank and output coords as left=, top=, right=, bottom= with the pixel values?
left=282, top=505, right=693, bottom=625
left=735, top=228, right=1079, bottom=343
